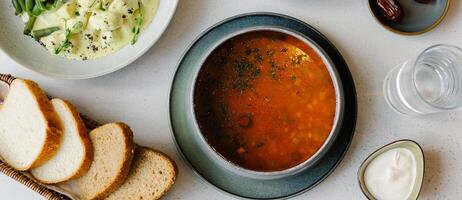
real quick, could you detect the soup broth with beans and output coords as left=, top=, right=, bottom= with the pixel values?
left=194, top=31, right=336, bottom=172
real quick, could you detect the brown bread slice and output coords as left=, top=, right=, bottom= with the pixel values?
left=105, top=146, right=177, bottom=200
left=77, top=123, right=135, bottom=200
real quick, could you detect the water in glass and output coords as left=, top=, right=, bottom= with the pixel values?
left=384, top=44, right=462, bottom=116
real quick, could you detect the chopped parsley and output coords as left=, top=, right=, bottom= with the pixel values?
left=232, top=58, right=261, bottom=92
left=270, top=61, right=277, bottom=80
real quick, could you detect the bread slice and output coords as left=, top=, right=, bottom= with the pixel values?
left=0, top=79, right=62, bottom=171
left=106, top=146, right=177, bottom=200
left=77, top=123, right=135, bottom=200
left=31, top=99, right=93, bottom=184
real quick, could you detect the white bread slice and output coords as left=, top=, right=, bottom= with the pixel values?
left=31, top=99, right=93, bottom=184
left=78, top=123, right=135, bottom=200
left=106, top=146, right=177, bottom=200
left=0, top=79, right=62, bottom=171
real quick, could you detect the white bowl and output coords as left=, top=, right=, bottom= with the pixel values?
left=0, top=0, right=178, bottom=79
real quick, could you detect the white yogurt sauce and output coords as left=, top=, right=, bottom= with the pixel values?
left=28, top=0, right=159, bottom=60
left=364, top=148, right=417, bottom=200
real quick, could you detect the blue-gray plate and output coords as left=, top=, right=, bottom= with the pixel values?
left=368, top=0, right=451, bottom=35
left=169, top=13, right=357, bottom=199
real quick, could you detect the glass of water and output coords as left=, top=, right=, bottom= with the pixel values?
left=384, top=44, right=462, bottom=116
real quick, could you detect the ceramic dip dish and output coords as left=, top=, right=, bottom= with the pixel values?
left=358, top=140, right=425, bottom=200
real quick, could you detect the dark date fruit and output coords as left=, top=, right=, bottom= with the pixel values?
left=415, top=0, right=432, bottom=3
left=376, top=0, right=404, bottom=23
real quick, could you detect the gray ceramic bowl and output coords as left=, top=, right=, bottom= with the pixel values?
left=188, top=27, right=345, bottom=180
left=368, top=0, right=451, bottom=35
left=170, top=13, right=357, bottom=199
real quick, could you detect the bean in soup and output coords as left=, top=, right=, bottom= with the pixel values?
left=194, top=31, right=336, bottom=172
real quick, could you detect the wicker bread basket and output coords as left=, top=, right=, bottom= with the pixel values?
left=0, top=74, right=101, bottom=200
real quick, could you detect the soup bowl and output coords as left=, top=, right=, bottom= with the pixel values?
left=188, top=26, right=345, bottom=180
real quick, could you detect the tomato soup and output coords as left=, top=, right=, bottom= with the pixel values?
left=194, top=31, right=336, bottom=172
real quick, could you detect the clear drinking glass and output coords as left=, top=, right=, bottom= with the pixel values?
left=384, top=44, right=462, bottom=116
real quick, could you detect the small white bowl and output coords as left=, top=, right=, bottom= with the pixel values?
left=358, top=140, right=425, bottom=200
left=0, top=0, right=178, bottom=79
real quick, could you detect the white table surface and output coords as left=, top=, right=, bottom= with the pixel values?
left=1, top=0, right=462, bottom=199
